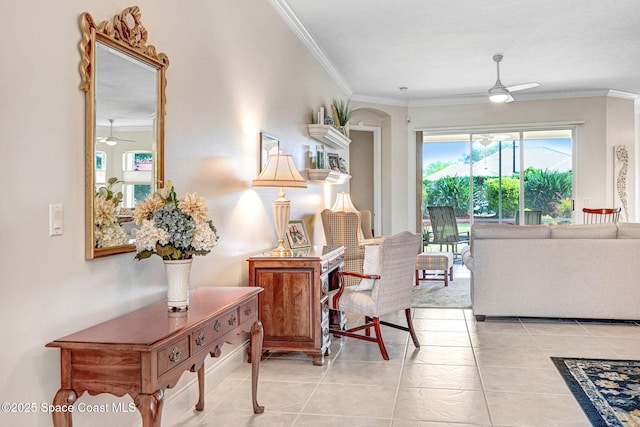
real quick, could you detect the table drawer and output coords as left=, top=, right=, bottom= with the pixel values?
left=240, top=298, right=258, bottom=324
left=157, top=336, right=190, bottom=375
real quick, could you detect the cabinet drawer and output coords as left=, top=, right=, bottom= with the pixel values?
left=192, top=322, right=213, bottom=356
left=157, top=336, right=189, bottom=375
left=240, top=298, right=258, bottom=324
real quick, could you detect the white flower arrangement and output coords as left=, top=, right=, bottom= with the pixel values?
left=133, top=180, right=219, bottom=260
left=94, top=177, right=129, bottom=248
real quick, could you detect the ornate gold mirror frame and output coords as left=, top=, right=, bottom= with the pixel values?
left=80, top=6, right=168, bottom=259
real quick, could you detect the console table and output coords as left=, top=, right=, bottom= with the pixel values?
left=247, top=246, right=344, bottom=365
left=46, top=287, right=264, bottom=427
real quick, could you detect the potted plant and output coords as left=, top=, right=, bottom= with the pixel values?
left=331, top=99, right=353, bottom=135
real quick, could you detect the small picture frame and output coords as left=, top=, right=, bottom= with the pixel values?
left=259, top=132, right=279, bottom=173
left=286, top=220, right=311, bottom=249
left=327, top=153, right=340, bottom=171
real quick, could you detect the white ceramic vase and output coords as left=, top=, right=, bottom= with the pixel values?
left=163, top=258, right=193, bottom=312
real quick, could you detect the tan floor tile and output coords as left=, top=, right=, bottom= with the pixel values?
left=416, top=331, right=471, bottom=347
left=303, top=383, right=397, bottom=418
left=522, top=322, right=590, bottom=336
left=194, top=409, right=299, bottom=427
left=470, top=332, right=538, bottom=349
left=394, top=388, right=491, bottom=424
left=412, top=318, right=469, bottom=332
left=580, top=322, right=640, bottom=338
left=485, top=391, right=589, bottom=427
left=401, top=364, right=483, bottom=390
left=413, top=308, right=466, bottom=320
left=479, top=366, right=570, bottom=394
left=336, top=339, right=407, bottom=362
left=405, top=345, right=476, bottom=366
left=473, top=346, right=553, bottom=369
left=321, top=360, right=403, bottom=386
left=257, top=358, right=329, bottom=382
left=467, top=320, right=528, bottom=334
left=393, top=421, right=490, bottom=427
left=295, top=414, right=391, bottom=426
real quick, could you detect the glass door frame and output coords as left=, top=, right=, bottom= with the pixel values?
left=419, top=123, right=577, bottom=227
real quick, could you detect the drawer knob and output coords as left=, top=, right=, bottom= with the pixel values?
left=214, top=320, right=221, bottom=332
left=196, top=332, right=206, bottom=346
left=244, top=306, right=252, bottom=316
left=169, top=347, right=181, bottom=363
left=228, top=314, right=237, bottom=326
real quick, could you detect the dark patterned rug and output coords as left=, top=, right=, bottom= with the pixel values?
left=552, top=357, right=640, bottom=427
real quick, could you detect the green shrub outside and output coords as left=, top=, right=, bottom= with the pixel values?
left=423, top=169, right=572, bottom=218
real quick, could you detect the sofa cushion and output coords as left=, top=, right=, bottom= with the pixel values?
left=550, top=223, right=617, bottom=239
left=472, top=224, right=550, bottom=239
left=617, top=222, right=640, bottom=239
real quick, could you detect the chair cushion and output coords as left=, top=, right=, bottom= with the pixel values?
left=355, top=244, right=380, bottom=291
left=328, top=287, right=375, bottom=314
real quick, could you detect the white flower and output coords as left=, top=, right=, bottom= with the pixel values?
left=157, top=180, right=174, bottom=200
left=134, top=219, right=169, bottom=252
left=191, top=222, right=219, bottom=251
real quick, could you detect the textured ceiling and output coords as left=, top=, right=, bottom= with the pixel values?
left=279, top=0, right=640, bottom=105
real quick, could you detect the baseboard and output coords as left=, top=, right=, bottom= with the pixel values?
left=132, top=340, right=249, bottom=426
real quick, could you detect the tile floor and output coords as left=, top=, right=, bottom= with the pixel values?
left=173, top=286, right=640, bottom=426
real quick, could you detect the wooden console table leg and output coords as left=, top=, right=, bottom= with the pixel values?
left=250, top=320, right=265, bottom=414
left=196, top=365, right=205, bottom=411
left=134, top=389, right=164, bottom=427
left=51, top=388, right=77, bottom=427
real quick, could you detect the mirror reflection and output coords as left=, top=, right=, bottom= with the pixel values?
left=81, top=7, right=168, bottom=259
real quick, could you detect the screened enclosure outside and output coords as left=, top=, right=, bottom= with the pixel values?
left=421, top=129, right=573, bottom=241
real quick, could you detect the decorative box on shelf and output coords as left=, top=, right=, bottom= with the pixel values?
left=306, top=169, right=351, bottom=184
left=307, top=124, right=351, bottom=150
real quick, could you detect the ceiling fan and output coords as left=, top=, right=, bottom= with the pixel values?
left=96, top=119, right=135, bottom=146
left=488, top=54, right=540, bottom=103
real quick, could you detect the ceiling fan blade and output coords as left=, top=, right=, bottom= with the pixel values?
left=506, top=82, right=540, bottom=92
left=505, top=94, right=515, bottom=103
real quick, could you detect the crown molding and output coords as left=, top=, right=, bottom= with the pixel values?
left=268, top=0, right=352, bottom=96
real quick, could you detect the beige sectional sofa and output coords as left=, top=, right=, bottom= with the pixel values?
left=462, top=222, right=640, bottom=321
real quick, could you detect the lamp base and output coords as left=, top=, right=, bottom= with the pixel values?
left=270, top=245, right=292, bottom=257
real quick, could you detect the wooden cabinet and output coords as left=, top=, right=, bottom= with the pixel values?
left=248, top=246, right=344, bottom=365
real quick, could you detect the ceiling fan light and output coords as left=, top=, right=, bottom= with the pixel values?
left=489, top=88, right=510, bottom=103
left=105, top=137, right=118, bottom=146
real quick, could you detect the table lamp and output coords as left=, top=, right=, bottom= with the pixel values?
left=331, top=192, right=358, bottom=213
left=253, top=153, right=307, bottom=256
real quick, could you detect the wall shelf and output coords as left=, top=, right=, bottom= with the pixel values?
left=306, top=169, right=351, bottom=184
left=307, top=124, right=351, bottom=150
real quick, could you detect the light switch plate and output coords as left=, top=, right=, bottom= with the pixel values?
left=49, top=204, right=63, bottom=236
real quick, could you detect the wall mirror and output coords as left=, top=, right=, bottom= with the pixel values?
left=259, top=132, right=279, bottom=172
left=80, top=6, right=169, bottom=259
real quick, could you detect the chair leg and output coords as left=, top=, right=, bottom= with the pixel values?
left=444, top=270, right=448, bottom=287
left=372, top=317, right=389, bottom=360
left=404, top=308, right=420, bottom=348
left=365, top=316, right=372, bottom=336
left=449, top=266, right=454, bottom=281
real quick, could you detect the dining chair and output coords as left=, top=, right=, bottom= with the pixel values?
left=582, top=208, right=621, bottom=224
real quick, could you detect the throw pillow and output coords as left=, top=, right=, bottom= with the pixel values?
left=355, top=244, right=380, bottom=291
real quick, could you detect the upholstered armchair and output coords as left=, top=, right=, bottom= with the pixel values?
left=328, top=231, right=422, bottom=360
left=321, top=209, right=365, bottom=286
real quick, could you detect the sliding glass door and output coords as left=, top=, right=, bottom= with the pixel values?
left=422, top=128, right=573, bottom=231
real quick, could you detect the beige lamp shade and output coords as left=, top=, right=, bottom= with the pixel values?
left=252, top=153, right=307, bottom=189
left=332, top=192, right=358, bottom=213
left=252, top=153, right=307, bottom=257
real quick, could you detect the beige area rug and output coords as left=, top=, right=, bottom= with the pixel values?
left=412, top=265, right=471, bottom=308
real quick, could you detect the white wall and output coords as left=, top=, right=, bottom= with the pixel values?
left=0, top=1, right=347, bottom=426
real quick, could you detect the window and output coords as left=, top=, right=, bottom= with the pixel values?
left=121, top=151, right=154, bottom=208
left=421, top=128, right=573, bottom=231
